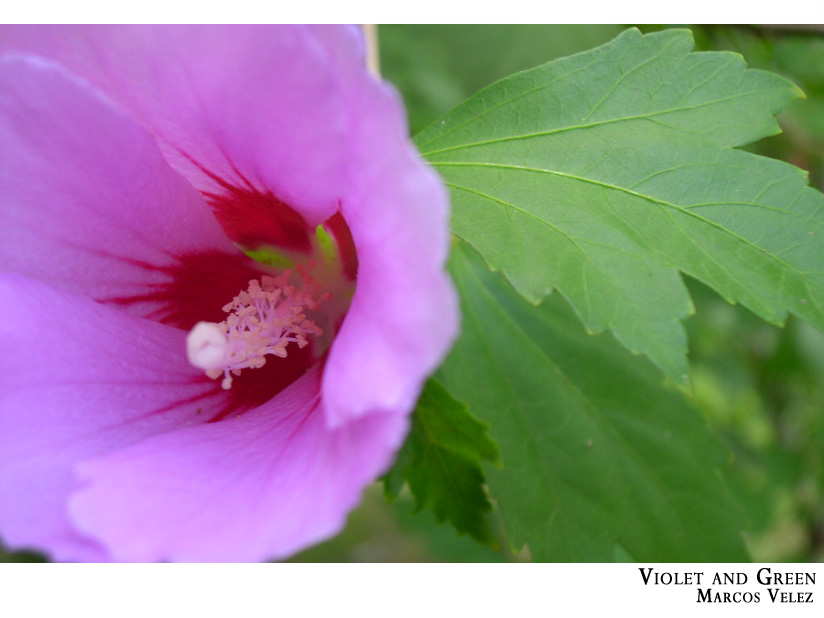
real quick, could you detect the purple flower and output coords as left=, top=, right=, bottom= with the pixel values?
left=0, top=26, right=457, bottom=561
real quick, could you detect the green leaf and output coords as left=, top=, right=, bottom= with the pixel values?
left=438, top=240, right=750, bottom=561
left=416, top=27, right=824, bottom=384
left=384, top=379, right=500, bottom=544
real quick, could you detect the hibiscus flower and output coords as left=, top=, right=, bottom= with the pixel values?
left=0, top=25, right=457, bottom=561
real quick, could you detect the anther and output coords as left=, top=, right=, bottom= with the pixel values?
left=186, top=266, right=328, bottom=389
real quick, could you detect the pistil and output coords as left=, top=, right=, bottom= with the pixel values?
left=186, top=265, right=329, bottom=389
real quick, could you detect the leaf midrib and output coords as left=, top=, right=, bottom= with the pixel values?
left=445, top=181, right=684, bottom=343
left=435, top=161, right=821, bottom=292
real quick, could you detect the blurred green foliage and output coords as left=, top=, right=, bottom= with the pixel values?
left=686, top=279, right=824, bottom=562
left=2, top=24, right=822, bottom=563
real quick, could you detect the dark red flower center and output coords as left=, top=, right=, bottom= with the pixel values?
left=102, top=181, right=358, bottom=422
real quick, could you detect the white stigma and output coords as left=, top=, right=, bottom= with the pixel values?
left=187, top=322, right=229, bottom=370
left=186, top=266, right=328, bottom=389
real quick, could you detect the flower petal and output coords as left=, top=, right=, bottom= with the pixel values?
left=314, top=27, right=460, bottom=426
left=0, top=275, right=231, bottom=561
left=0, top=55, right=244, bottom=322
left=69, top=367, right=407, bottom=562
left=0, top=25, right=351, bottom=227
left=0, top=27, right=459, bottom=564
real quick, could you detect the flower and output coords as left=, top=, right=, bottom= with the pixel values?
left=0, top=26, right=457, bottom=562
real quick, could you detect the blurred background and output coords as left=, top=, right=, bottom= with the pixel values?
left=3, top=24, right=823, bottom=563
